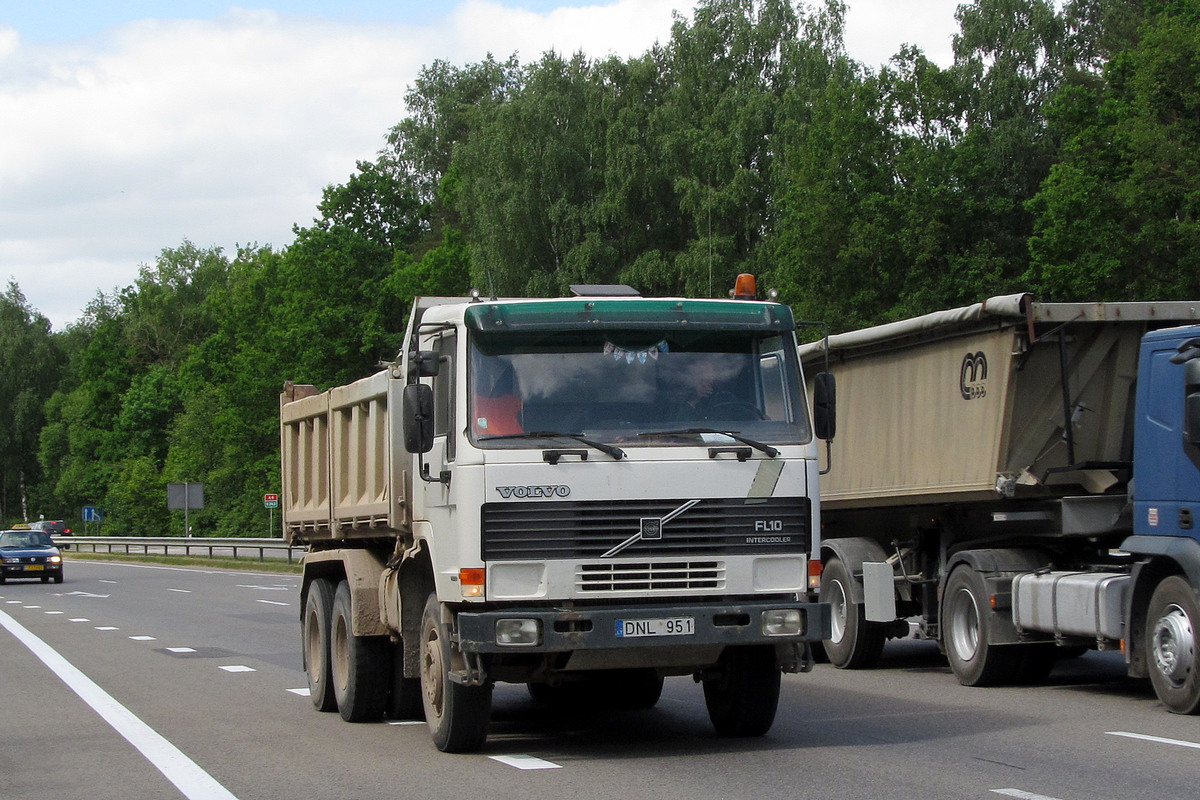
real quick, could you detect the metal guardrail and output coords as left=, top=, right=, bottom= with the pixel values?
left=57, top=536, right=304, bottom=564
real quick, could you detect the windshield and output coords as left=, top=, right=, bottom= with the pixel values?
left=469, top=327, right=811, bottom=447
left=0, top=531, right=53, bottom=548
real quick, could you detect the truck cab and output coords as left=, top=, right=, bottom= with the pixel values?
left=285, top=282, right=833, bottom=751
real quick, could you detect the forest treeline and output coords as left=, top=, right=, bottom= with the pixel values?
left=2, top=0, right=1197, bottom=534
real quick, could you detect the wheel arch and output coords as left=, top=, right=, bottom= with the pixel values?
left=1122, top=535, right=1200, bottom=679
left=941, top=548, right=1052, bottom=647
left=820, top=537, right=890, bottom=605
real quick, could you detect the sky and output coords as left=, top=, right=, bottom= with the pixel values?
left=0, top=0, right=966, bottom=330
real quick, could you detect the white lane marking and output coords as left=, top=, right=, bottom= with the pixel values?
left=237, top=585, right=290, bottom=591
left=100, top=580, right=118, bottom=584
left=0, top=607, right=240, bottom=800
left=387, top=720, right=424, bottom=726
left=5, top=600, right=20, bottom=604
left=287, top=688, right=311, bottom=696
left=23, top=605, right=42, bottom=609
left=489, top=754, right=563, bottom=770
left=130, top=636, right=157, bottom=641
left=95, top=626, right=120, bottom=631
left=69, top=618, right=90, bottom=622
left=65, top=591, right=110, bottom=598
left=219, top=665, right=255, bottom=673
left=167, top=647, right=196, bottom=653
left=45, top=611, right=65, bottom=615
left=168, top=588, right=192, bottom=593
left=1108, top=730, right=1200, bottom=750
left=255, top=599, right=289, bottom=606
left=991, top=791, right=1065, bottom=800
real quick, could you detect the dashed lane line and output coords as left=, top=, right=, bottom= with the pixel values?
left=489, top=754, right=563, bottom=770
left=0, top=606, right=241, bottom=800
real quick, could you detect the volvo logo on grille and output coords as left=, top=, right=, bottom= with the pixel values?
left=496, top=484, right=571, bottom=499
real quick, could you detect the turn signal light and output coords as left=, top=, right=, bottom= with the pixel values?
left=808, top=559, right=823, bottom=591
left=459, top=567, right=485, bottom=598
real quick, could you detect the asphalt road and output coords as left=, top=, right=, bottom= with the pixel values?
left=2, top=560, right=1198, bottom=800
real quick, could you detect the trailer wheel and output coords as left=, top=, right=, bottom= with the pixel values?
left=820, top=557, right=885, bottom=669
left=702, top=645, right=780, bottom=737
left=303, top=578, right=337, bottom=712
left=943, top=566, right=1019, bottom=686
left=420, top=593, right=492, bottom=752
left=1146, top=576, right=1200, bottom=714
left=330, top=581, right=389, bottom=722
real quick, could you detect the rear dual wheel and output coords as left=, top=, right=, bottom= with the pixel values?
left=304, top=577, right=392, bottom=720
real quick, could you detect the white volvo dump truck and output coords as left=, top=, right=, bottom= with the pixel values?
left=282, top=278, right=833, bottom=751
left=801, top=295, right=1200, bottom=714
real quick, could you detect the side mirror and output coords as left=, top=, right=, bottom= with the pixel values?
left=1185, top=360, right=1200, bottom=447
left=403, top=383, right=435, bottom=454
left=408, top=350, right=440, bottom=379
left=813, top=372, right=836, bottom=441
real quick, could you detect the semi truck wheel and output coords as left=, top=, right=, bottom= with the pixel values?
left=303, top=578, right=337, bottom=712
left=330, top=580, right=389, bottom=722
left=702, top=645, right=780, bottom=737
left=820, top=557, right=885, bottom=669
left=1146, top=576, right=1200, bottom=714
left=420, top=593, right=492, bottom=752
left=943, top=566, right=1019, bottom=686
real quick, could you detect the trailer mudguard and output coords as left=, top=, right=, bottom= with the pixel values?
left=821, top=537, right=891, bottom=604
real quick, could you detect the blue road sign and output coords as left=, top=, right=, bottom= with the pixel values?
left=82, top=506, right=104, bottom=522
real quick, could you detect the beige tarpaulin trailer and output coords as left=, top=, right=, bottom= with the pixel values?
left=800, top=295, right=1200, bottom=511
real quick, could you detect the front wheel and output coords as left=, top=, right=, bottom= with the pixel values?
left=943, top=566, right=1020, bottom=686
left=420, top=593, right=492, bottom=752
left=1146, top=576, right=1200, bottom=714
left=702, top=645, right=780, bottom=737
left=820, top=557, right=886, bottom=669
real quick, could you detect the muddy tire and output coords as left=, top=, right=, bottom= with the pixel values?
left=420, top=593, right=492, bottom=752
left=331, top=580, right=389, bottom=722
left=303, top=578, right=338, bottom=712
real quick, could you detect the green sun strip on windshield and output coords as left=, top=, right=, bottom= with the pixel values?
left=465, top=299, right=794, bottom=333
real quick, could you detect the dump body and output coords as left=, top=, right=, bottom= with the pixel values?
left=801, top=296, right=1200, bottom=715
left=285, top=288, right=833, bottom=750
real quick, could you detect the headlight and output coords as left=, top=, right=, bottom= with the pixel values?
left=49, top=556, right=62, bottom=564
left=761, top=608, right=803, bottom=637
left=1, top=557, right=18, bottom=564
left=495, top=618, right=541, bottom=646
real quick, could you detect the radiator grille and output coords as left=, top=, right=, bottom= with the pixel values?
left=577, top=561, right=725, bottom=592
left=481, top=497, right=809, bottom=561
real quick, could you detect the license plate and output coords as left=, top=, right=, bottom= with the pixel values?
left=25, top=564, right=44, bottom=571
left=615, top=617, right=695, bottom=638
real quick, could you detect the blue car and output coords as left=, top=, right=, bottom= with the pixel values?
left=0, top=530, right=64, bottom=584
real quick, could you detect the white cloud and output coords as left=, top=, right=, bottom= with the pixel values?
left=1, top=0, right=967, bottom=329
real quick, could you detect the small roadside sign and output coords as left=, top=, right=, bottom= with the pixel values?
left=82, top=506, right=103, bottom=522
left=264, top=493, right=279, bottom=509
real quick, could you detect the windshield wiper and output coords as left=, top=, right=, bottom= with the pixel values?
left=636, top=427, right=778, bottom=458
left=480, top=431, right=626, bottom=461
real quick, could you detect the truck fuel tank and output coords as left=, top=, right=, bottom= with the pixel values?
left=1012, top=571, right=1129, bottom=641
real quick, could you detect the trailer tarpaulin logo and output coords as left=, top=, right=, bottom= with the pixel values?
left=960, top=351, right=988, bottom=400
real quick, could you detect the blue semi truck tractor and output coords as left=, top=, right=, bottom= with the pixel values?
left=799, top=296, right=1200, bottom=714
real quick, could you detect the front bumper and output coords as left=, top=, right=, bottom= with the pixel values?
left=1, top=563, right=62, bottom=579
left=456, top=599, right=831, bottom=654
